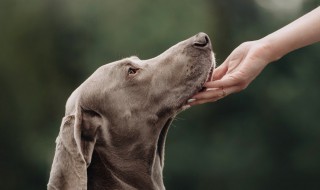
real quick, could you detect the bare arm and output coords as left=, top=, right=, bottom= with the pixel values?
left=265, top=6, right=320, bottom=61
left=189, top=6, right=320, bottom=105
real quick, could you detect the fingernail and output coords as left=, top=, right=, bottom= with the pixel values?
left=182, top=105, right=191, bottom=110
left=187, top=99, right=196, bottom=103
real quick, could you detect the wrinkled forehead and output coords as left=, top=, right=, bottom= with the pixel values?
left=89, top=56, right=145, bottom=85
left=105, top=56, right=143, bottom=69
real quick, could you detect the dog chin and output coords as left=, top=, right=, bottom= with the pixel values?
left=174, top=68, right=214, bottom=114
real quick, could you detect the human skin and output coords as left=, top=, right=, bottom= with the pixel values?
left=189, top=6, right=320, bottom=106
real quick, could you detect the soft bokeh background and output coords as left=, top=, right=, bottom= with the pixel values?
left=1, top=0, right=319, bottom=189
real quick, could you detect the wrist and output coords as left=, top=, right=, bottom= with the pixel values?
left=257, top=37, right=282, bottom=63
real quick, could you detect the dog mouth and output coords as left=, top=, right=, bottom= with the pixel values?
left=199, top=65, right=214, bottom=92
left=189, top=64, right=214, bottom=98
left=174, top=64, right=214, bottom=111
left=156, top=65, right=213, bottom=163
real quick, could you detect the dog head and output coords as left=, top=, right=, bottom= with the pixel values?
left=48, top=32, right=215, bottom=190
left=67, top=32, right=214, bottom=123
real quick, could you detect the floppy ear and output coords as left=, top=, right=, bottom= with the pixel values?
left=47, top=107, right=101, bottom=190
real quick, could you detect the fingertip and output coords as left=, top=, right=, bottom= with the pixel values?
left=204, top=81, right=214, bottom=87
left=182, top=105, right=191, bottom=110
left=187, top=99, right=196, bottom=103
left=212, top=63, right=228, bottom=80
left=188, top=98, right=218, bottom=106
left=192, top=89, right=223, bottom=100
left=204, top=81, right=221, bottom=88
left=188, top=100, right=200, bottom=106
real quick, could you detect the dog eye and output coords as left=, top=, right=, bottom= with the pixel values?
left=128, top=67, right=139, bottom=75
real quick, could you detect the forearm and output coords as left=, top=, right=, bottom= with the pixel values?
left=261, top=6, right=320, bottom=62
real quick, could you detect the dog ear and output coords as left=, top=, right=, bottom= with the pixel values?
left=48, top=106, right=101, bottom=190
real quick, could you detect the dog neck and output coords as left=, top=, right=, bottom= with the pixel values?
left=86, top=117, right=173, bottom=190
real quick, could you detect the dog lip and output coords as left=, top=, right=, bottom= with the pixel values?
left=176, top=64, right=214, bottom=108
left=207, top=66, right=214, bottom=82
left=199, top=65, right=214, bottom=92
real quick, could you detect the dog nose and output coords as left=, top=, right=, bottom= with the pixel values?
left=193, top=32, right=210, bottom=48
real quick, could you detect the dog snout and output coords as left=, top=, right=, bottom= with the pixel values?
left=193, top=32, right=211, bottom=49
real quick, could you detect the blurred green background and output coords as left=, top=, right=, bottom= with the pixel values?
left=1, top=0, right=319, bottom=189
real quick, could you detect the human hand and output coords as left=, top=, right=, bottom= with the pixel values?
left=188, top=40, right=273, bottom=106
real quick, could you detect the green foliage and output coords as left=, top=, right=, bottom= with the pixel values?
left=0, top=0, right=319, bottom=189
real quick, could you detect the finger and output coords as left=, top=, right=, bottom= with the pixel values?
left=188, top=97, right=221, bottom=106
left=212, top=63, right=228, bottom=81
left=188, top=88, right=227, bottom=106
left=189, top=86, right=241, bottom=106
left=204, top=75, right=239, bottom=89
left=192, top=88, right=224, bottom=99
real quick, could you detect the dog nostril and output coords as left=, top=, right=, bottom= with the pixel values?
left=194, top=35, right=209, bottom=47
left=205, top=36, right=209, bottom=43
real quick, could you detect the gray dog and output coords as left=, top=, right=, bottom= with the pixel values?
left=48, top=32, right=215, bottom=190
